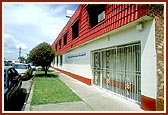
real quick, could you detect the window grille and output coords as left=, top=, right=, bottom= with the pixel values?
left=92, top=42, right=141, bottom=104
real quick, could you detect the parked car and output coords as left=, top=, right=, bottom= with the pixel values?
left=4, top=66, right=22, bottom=103
left=13, top=63, right=33, bottom=80
left=29, top=63, right=36, bottom=71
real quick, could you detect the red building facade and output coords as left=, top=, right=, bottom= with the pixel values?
left=53, top=4, right=147, bottom=55
left=52, top=4, right=164, bottom=111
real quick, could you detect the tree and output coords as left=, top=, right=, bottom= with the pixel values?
left=27, top=42, right=55, bottom=75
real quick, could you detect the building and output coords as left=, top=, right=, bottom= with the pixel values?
left=52, top=4, right=164, bottom=111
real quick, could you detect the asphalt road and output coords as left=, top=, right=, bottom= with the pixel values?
left=4, top=77, right=34, bottom=111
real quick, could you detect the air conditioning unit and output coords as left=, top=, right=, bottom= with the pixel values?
left=98, top=11, right=105, bottom=23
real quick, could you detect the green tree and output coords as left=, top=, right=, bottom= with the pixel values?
left=27, top=42, right=55, bottom=75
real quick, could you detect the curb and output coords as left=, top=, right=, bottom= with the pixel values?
left=21, top=77, right=34, bottom=111
left=23, top=84, right=34, bottom=111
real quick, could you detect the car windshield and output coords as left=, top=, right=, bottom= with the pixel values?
left=13, top=64, right=28, bottom=69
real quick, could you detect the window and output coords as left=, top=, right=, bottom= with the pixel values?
left=59, top=39, right=61, bottom=49
left=63, top=32, right=67, bottom=46
left=60, top=55, right=63, bottom=66
left=87, top=4, right=105, bottom=28
left=55, top=44, right=57, bottom=51
left=72, top=19, right=79, bottom=40
left=56, top=56, right=58, bottom=66
left=92, top=43, right=141, bottom=103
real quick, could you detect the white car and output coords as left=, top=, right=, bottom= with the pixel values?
left=13, top=63, right=32, bottom=80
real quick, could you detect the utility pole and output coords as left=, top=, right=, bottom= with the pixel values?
left=19, top=47, right=21, bottom=62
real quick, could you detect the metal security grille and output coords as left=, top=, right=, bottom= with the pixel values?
left=92, top=43, right=141, bottom=104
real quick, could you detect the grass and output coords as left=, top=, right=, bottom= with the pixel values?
left=31, top=70, right=81, bottom=105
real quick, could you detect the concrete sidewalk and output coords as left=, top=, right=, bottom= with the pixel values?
left=31, top=69, right=143, bottom=112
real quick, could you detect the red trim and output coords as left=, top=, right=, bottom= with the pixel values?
left=141, top=95, right=156, bottom=111
left=52, top=67, right=92, bottom=85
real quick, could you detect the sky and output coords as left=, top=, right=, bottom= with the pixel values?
left=3, top=3, right=79, bottom=60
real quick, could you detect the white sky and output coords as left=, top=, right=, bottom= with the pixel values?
left=3, top=3, right=79, bottom=60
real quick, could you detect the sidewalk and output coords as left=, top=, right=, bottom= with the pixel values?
left=30, top=68, right=143, bottom=112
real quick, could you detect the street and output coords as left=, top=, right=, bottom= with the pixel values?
left=4, top=78, right=33, bottom=111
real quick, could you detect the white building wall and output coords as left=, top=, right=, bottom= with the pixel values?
left=141, top=19, right=157, bottom=99
left=54, top=18, right=157, bottom=99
